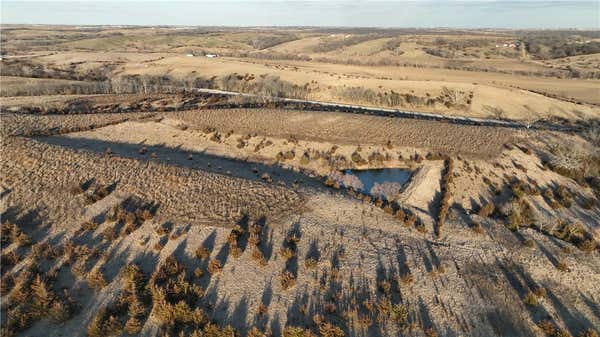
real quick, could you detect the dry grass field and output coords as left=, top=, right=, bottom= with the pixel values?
left=1, top=25, right=599, bottom=337
left=2, top=26, right=600, bottom=118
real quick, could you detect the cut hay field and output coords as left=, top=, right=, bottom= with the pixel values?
left=4, top=26, right=600, bottom=121
left=119, top=54, right=600, bottom=119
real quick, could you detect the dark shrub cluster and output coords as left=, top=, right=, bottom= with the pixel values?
left=227, top=224, right=246, bottom=258
left=3, top=266, right=76, bottom=336
left=335, top=86, right=473, bottom=110
left=106, top=197, right=157, bottom=235
left=280, top=227, right=301, bottom=290
left=248, top=219, right=268, bottom=266
left=149, top=255, right=207, bottom=334
left=84, top=184, right=113, bottom=205
left=313, top=34, right=385, bottom=52
left=350, top=151, right=367, bottom=166
left=1, top=222, right=31, bottom=247
left=220, top=73, right=310, bottom=99
left=477, top=201, right=495, bottom=217
left=552, top=221, right=598, bottom=253
left=87, top=305, right=127, bottom=337
left=435, top=158, right=454, bottom=237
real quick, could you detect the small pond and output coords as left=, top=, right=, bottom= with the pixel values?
left=330, top=168, right=413, bottom=200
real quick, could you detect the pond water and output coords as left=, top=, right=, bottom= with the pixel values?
left=331, top=168, right=413, bottom=200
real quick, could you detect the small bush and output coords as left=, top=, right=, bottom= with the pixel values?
left=534, top=287, right=547, bottom=298
left=208, top=259, right=222, bottom=275
left=1, top=275, right=15, bottom=296
left=153, top=241, right=164, bottom=251
left=391, top=303, right=409, bottom=325
left=400, top=272, right=414, bottom=285
left=554, top=185, right=573, bottom=208
left=304, top=258, right=318, bottom=270
left=85, top=184, right=112, bottom=204
left=251, top=248, right=268, bottom=266
left=257, top=304, right=269, bottom=317
left=578, top=239, right=598, bottom=253
left=472, top=221, right=484, bottom=234
left=1, top=222, right=32, bottom=247
left=283, top=326, right=316, bottom=337
left=81, top=220, right=99, bottom=231
left=351, top=151, right=367, bottom=165
left=280, top=271, right=296, bottom=290
left=30, top=274, right=55, bottom=317
left=395, top=209, right=406, bottom=222
left=524, top=239, right=535, bottom=248
left=424, top=328, right=439, bottom=337
left=153, top=298, right=206, bottom=328
left=155, top=223, right=171, bottom=235
left=124, top=317, right=143, bottom=334
left=280, top=247, right=295, bottom=261
left=247, top=326, right=268, bottom=337
left=1, top=251, right=20, bottom=268
left=102, top=226, right=118, bottom=241
left=193, top=246, right=210, bottom=261
left=87, top=269, right=108, bottom=290
left=478, top=202, right=495, bottom=217
left=318, top=322, right=344, bottom=337
left=87, top=307, right=124, bottom=337
left=556, top=260, right=569, bottom=272
left=300, top=153, right=310, bottom=165
left=197, top=323, right=238, bottom=337
left=404, top=214, right=417, bottom=227
left=49, top=299, right=75, bottom=323
left=523, top=292, right=539, bottom=306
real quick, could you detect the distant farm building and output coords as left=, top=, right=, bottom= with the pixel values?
left=496, top=42, right=518, bottom=48
left=186, top=53, right=218, bottom=58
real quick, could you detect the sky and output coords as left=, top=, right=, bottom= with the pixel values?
left=1, top=1, right=599, bottom=28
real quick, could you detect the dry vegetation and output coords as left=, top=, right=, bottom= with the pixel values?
left=2, top=26, right=599, bottom=119
left=1, top=25, right=599, bottom=337
left=165, top=108, right=515, bottom=158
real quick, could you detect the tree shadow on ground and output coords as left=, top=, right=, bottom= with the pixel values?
left=253, top=280, right=273, bottom=330
left=545, top=286, right=596, bottom=336
left=39, top=135, right=331, bottom=192
left=496, top=258, right=553, bottom=324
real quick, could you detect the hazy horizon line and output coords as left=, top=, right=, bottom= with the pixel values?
left=2, top=23, right=599, bottom=31
left=2, top=1, right=598, bottom=29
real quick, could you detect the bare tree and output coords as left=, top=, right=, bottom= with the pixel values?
left=524, top=115, right=540, bottom=129
left=548, top=144, right=583, bottom=172
left=483, top=105, right=505, bottom=120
